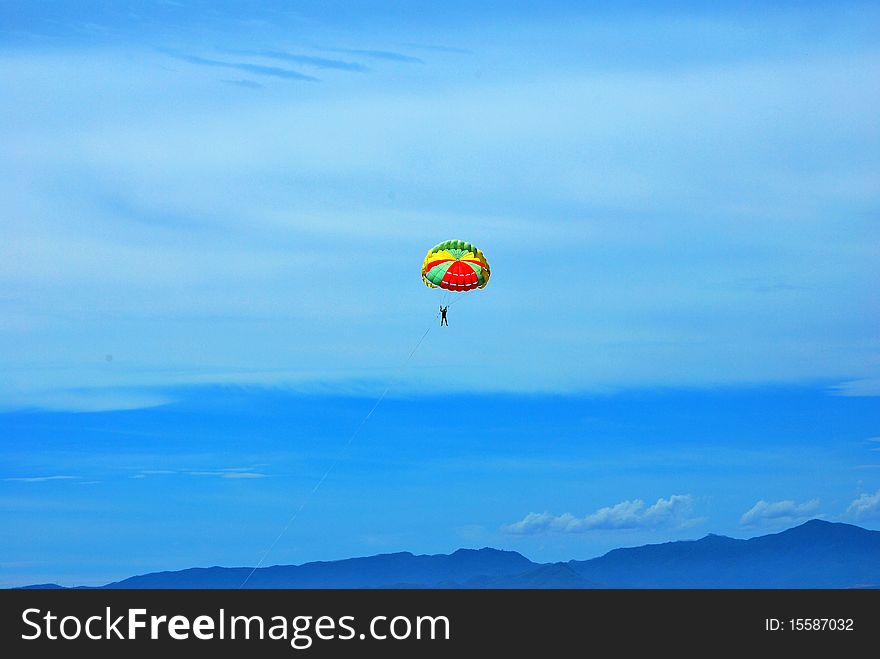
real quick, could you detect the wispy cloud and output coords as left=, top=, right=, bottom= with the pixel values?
left=166, top=52, right=319, bottom=81
left=225, top=49, right=368, bottom=72
left=132, top=467, right=267, bottom=479
left=847, top=489, right=880, bottom=521
left=739, top=499, right=820, bottom=527
left=187, top=468, right=268, bottom=479
left=328, top=48, right=422, bottom=63
left=503, top=495, right=696, bottom=534
left=4, top=476, right=79, bottom=483
left=133, top=470, right=177, bottom=478
left=830, top=379, right=880, bottom=397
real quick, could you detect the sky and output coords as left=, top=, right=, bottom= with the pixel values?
left=1, top=1, right=878, bottom=586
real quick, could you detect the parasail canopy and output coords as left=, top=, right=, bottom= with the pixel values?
left=421, top=239, right=491, bottom=292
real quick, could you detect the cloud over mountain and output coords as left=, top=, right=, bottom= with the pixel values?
left=503, top=495, right=696, bottom=534
left=848, top=489, right=880, bottom=521
left=739, top=499, right=820, bottom=527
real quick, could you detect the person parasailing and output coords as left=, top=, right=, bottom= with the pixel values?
left=421, top=240, right=491, bottom=325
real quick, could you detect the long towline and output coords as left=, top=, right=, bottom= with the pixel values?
left=238, top=316, right=437, bottom=588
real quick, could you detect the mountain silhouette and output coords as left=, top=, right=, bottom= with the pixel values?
left=457, top=562, right=600, bottom=589
left=16, top=520, right=880, bottom=589
left=104, top=546, right=535, bottom=589
left=568, top=519, right=880, bottom=588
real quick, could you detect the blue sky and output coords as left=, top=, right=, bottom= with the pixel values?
left=1, top=2, right=878, bottom=586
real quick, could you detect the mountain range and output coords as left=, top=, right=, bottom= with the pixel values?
left=20, top=519, right=880, bottom=589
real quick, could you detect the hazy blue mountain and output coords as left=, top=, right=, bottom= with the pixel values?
left=568, top=519, right=880, bottom=588
left=17, top=583, right=66, bottom=590
left=455, top=562, right=600, bottom=589
left=103, top=547, right=536, bottom=589
left=14, top=520, right=880, bottom=589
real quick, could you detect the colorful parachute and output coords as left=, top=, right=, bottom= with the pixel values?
left=421, top=239, right=491, bottom=292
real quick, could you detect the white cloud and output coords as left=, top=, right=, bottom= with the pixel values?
left=132, top=470, right=176, bottom=479
left=847, top=489, right=880, bottom=521
left=219, top=472, right=268, bottom=479
left=188, top=470, right=268, bottom=479
left=4, top=476, right=79, bottom=483
left=503, top=495, right=696, bottom=535
left=739, top=499, right=820, bottom=527
left=831, top=379, right=880, bottom=397
left=133, top=468, right=267, bottom=479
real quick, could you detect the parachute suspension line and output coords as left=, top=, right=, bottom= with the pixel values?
left=239, top=319, right=436, bottom=589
